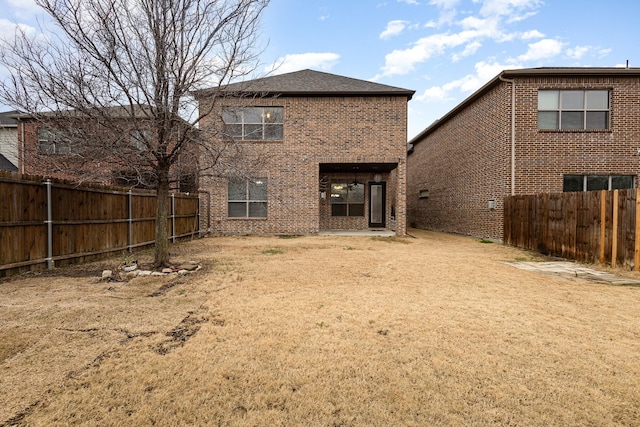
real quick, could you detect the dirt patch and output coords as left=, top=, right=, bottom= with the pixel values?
left=1, top=230, right=639, bottom=426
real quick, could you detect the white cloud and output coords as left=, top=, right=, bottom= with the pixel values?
left=517, top=38, right=564, bottom=61
left=566, top=46, right=590, bottom=60
left=266, top=53, right=340, bottom=75
left=0, top=18, right=36, bottom=43
left=379, top=30, right=484, bottom=77
left=380, top=20, right=410, bottom=39
left=520, top=30, right=544, bottom=40
left=398, top=0, right=420, bottom=4
left=377, top=0, right=544, bottom=78
left=429, top=0, right=459, bottom=8
left=452, top=41, right=482, bottom=61
left=477, top=0, right=542, bottom=19
left=416, top=59, right=521, bottom=102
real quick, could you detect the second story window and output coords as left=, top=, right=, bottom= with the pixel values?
left=38, top=128, right=71, bottom=154
left=130, top=129, right=150, bottom=151
left=538, top=90, right=609, bottom=130
left=222, top=107, right=283, bottom=141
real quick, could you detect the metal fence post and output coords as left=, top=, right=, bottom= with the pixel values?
left=45, top=179, right=54, bottom=269
left=197, top=194, right=201, bottom=236
left=171, top=193, right=176, bottom=243
left=128, top=190, right=133, bottom=253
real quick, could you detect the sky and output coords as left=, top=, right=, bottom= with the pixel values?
left=1, top=0, right=639, bottom=139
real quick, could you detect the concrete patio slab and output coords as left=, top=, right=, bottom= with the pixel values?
left=505, top=261, right=640, bottom=285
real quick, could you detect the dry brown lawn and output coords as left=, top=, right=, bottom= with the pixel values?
left=1, top=229, right=639, bottom=426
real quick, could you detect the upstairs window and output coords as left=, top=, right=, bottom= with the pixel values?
left=222, top=107, right=283, bottom=141
left=563, top=174, right=634, bottom=192
left=538, top=90, right=609, bottom=130
left=228, top=178, right=268, bottom=218
left=38, top=128, right=71, bottom=154
left=130, top=129, right=151, bottom=151
left=331, top=183, right=364, bottom=217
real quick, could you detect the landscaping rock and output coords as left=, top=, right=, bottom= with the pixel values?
left=138, top=270, right=152, bottom=276
left=101, top=270, right=113, bottom=280
left=151, top=272, right=165, bottom=276
left=177, top=263, right=199, bottom=272
left=162, top=268, right=173, bottom=274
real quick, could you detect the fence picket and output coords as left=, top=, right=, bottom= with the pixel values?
left=504, top=189, right=637, bottom=268
left=0, top=171, right=200, bottom=277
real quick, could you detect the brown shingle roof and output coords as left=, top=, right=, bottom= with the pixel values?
left=196, top=69, right=414, bottom=99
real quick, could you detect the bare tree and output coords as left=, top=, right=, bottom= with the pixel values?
left=0, top=0, right=270, bottom=266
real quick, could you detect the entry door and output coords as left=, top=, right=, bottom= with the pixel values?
left=369, top=182, right=386, bottom=228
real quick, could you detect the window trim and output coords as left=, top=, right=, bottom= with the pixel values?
left=38, top=127, right=71, bottom=154
left=563, top=174, right=635, bottom=192
left=538, top=89, right=610, bottom=131
left=227, top=177, right=268, bottom=218
left=330, top=182, right=365, bottom=217
left=222, top=107, right=283, bottom=141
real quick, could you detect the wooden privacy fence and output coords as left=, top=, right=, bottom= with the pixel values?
left=504, top=189, right=640, bottom=270
left=0, top=171, right=200, bottom=277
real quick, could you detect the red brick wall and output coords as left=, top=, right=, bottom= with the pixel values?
left=199, top=95, right=409, bottom=235
left=407, top=75, right=640, bottom=240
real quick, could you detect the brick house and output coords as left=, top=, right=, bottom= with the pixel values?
left=13, top=108, right=199, bottom=192
left=0, top=111, right=19, bottom=172
left=195, top=69, right=414, bottom=235
left=407, top=67, right=640, bottom=241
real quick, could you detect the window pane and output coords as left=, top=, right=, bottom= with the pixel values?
left=561, top=91, right=584, bottom=109
left=563, top=175, right=583, bottom=192
left=264, top=124, right=283, bottom=140
left=249, top=178, right=268, bottom=200
left=244, top=124, right=262, bottom=139
left=228, top=202, right=247, bottom=217
left=249, top=202, right=267, bottom=217
left=244, top=108, right=262, bottom=124
left=223, top=124, right=243, bottom=138
left=538, top=111, right=558, bottom=129
left=264, top=107, right=283, bottom=124
left=331, top=204, right=347, bottom=216
left=228, top=180, right=246, bottom=200
left=349, top=203, right=365, bottom=217
left=612, top=175, right=634, bottom=190
left=538, top=91, right=558, bottom=110
left=586, top=90, right=609, bottom=109
left=331, top=184, right=348, bottom=203
left=586, top=111, right=608, bottom=130
left=587, top=176, right=609, bottom=191
left=561, top=111, right=584, bottom=130
left=348, top=184, right=364, bottom=203
left=222, top=109, right=241, bottom=124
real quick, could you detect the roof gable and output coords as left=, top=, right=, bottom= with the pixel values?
left=198, top=69, right=414, bottom=99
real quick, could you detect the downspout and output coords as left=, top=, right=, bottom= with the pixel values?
left=20, top=121, right=25, bottom=173
left=499, top=74, right=516, bottom=195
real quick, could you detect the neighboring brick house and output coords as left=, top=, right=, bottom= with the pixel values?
left=195, top=69, right=414, bottom=235
left=13, top=108, right=199, bottom=192
left=0, top=111, right=19, bottom=172
left=407, top=67, right=640, bottom=241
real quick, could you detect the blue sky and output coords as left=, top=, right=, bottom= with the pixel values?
left=2, top=0, right=639, bottom=139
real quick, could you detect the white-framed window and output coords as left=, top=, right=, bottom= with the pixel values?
left=228, top=178, right=268, bottom=217
left=130, top=129, right=150, bottom=151
left=538, top=90, right=610, bottom=130
left=563, top=174, right=634, bottom=192
left=38, top=128, right=71, bottom=154
left=222, top=107, right=283, bottom=141
left=331, top=183, right=364, bottom=217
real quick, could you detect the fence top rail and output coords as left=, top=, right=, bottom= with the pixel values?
left=0, top=171, right=197, bottom=199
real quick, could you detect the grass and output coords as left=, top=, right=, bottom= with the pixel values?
left=1, top=229, right=639, bottom=426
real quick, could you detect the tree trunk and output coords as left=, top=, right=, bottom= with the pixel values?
left=154, top=165, right=171, bottom=267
